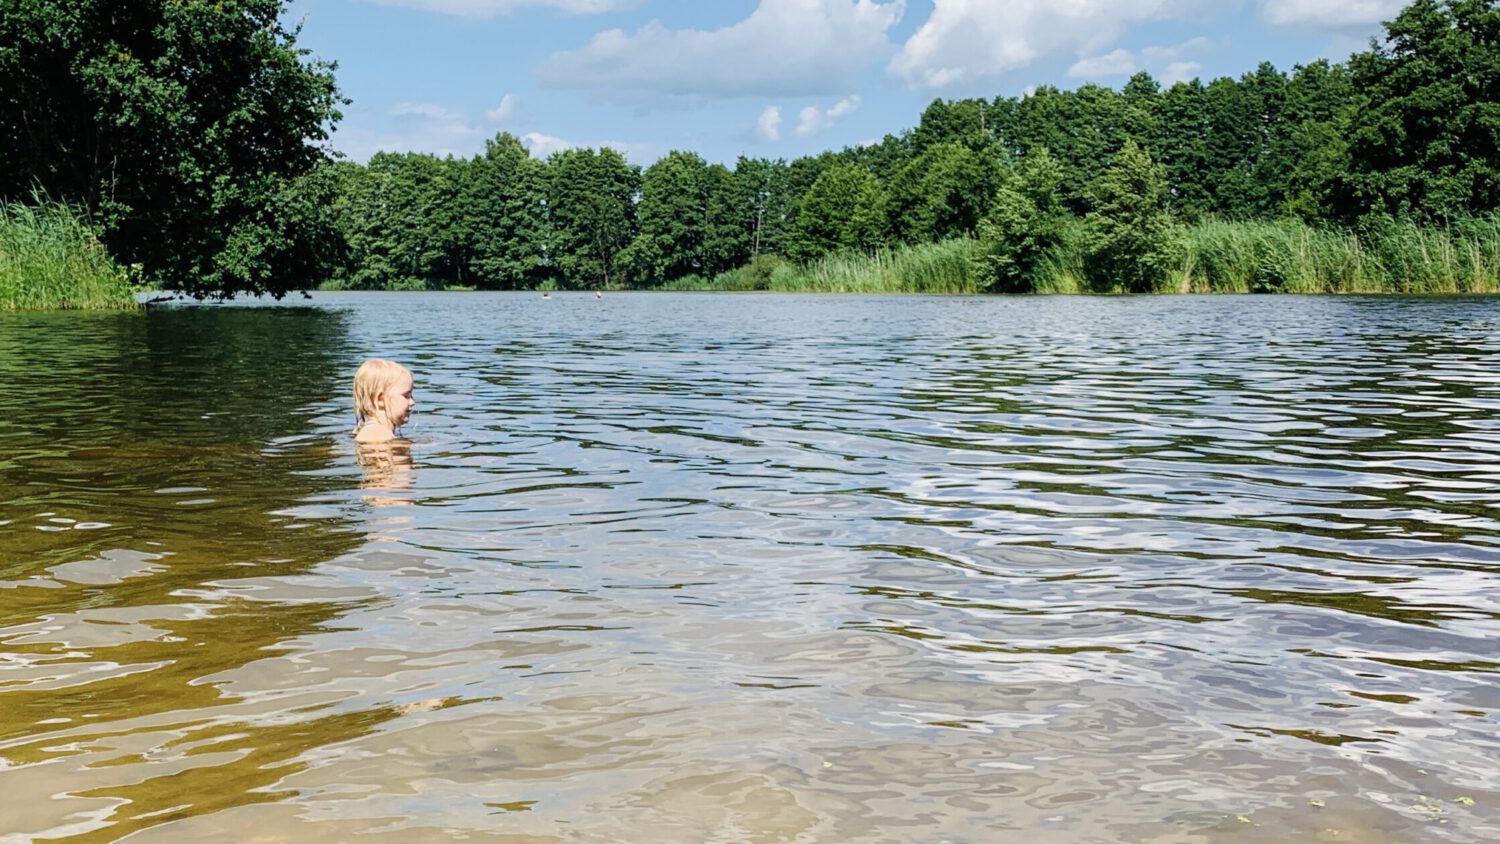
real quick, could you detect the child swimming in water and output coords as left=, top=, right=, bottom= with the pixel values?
left=353, top=358, right=416, bottom=444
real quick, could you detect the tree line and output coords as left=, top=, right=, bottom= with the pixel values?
left=2, top=0, right=1497, bottom=298
left=323, top=0, right=1500, bottom=293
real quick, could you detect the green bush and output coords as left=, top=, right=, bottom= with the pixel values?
left=1083, top=141, right=1182, bottom=293
left=722, top=253, right=788, bottom=290
left=972, top=148, right=1069, bottom=293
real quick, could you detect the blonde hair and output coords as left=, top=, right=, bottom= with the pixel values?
left=353, top=358, right=412, bottom=431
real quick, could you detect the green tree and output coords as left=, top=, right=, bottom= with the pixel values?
left=912, top=98, right=996, bottom=152
left=626, top=150, right=717, bottom=284
left=0, top=0, right=344, bottom=297
left=887, top=141, right=1004, bottom=244
left=463, top=133, right=547, bottom=288
left=1120, top=71, right=1162, bottom=150
left=1345, top=0, right=1500, bottom=222
left=972, top=148, right=1068, bottom=293
left=786, top=163, right=888, bottom=262
left=1199, top=64, right=1291, bottom=218
left=1273, top=61, right=1357, bottom=221
left=1011, top=84, right=1128, bottom=212
left=349, top=152, right=461, bottom=289
left=1084, top=140, right=1180, bottom=293
left=699, top=162, right=751, bottom=276
left=546, top=147, right=639, bottom=288
left=843, top=132, right=916, bottom=183
left=1156, top=80, right=1215, bottom=218
left=728, top=157, right=792, bottom=260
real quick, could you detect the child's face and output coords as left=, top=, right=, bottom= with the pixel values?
left=382, top=373, right=415, bottom=427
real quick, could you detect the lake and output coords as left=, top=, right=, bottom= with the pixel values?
left=2, top=291, right=1499, bottom=843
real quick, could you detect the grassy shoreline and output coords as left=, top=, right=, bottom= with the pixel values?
left=33, top=210, right=1500, bottom=304
left=0, top=201, right=137, bottom=310
left=657, top=218, right=1500, bottom=295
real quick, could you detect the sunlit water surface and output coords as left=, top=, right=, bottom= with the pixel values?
left=3, top=292, right=1500, bottom=843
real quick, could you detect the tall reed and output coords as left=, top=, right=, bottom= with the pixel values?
left=0, top=201, right=136, bottom=310
left=768, top=239, right=980, bottom=293
left=1179, top=217, right=1500, bottom=294
left=649, top=217, right=1500, bottom=295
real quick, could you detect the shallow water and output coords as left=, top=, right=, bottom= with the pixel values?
left=2, top=291, right=1500, bottom=843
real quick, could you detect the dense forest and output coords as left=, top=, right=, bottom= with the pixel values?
left=322, top=0, right=1500, bottom=294
left=3, top=0, right=1499, bottom=302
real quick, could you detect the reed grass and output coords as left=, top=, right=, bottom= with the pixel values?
left=0, top=200, right=136, bottom=310
left=1032, top=221, right=1090, bottom=294
left=772, top=217, right=1500, bottom=295
left=767, top=239, right=980, bottom=293
left=1176, top=217, right=1500, bottom=294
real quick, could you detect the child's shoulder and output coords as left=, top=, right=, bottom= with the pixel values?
left=354, top=424, right=398, bottom=444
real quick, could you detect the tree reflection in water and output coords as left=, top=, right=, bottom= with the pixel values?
left=0, top=305, right=411, bottom=839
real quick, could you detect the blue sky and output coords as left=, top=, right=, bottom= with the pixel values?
left=284, top=0, right=1408, bottom=166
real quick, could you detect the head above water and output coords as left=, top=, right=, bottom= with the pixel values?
left=353, top=358, right=415, bottom=440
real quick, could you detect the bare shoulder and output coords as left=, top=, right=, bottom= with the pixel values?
left=354, top=424, right=397, bottom=444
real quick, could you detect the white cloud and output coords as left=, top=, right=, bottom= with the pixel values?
left=757, top=106, right=783, bottom=142
left=1142, top=36, right=1215, bottom=62
left=334, top=99, right=533, bottom=162
left=890, top=0, right=1219, bottom=90
left=796, top=95, right=861, bottom=136
left=540, top=0, right=905, bottom=98
left=486, top=93, right=521, bottom=123
left=1067, top=49, right=1137, bottom=79
left=362, top=0, right=637, bottom=18
left=521, top=132, right=574, bottom=158
left=392, top=102, right=466, bottom=121
left=519, top=132, right=656, bottom=163
left=1067, top=37, right=1214, bottom=83
left=1160, top=60, right=1202, bottom=85
left=333, top=104, right=482, bottom=161
left=384, top=102, right=481, bottom=156
left=1260, top=0, right=1404, bottom=29
left=333, top=98, right=657, bottom=164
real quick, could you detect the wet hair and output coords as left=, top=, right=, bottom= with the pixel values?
left=353, top=358, right=412, bottom=431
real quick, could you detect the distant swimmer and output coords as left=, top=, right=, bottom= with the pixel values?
left=542, top=291, right=551, bottom=299
left=595, top=289, right=602, bottom=299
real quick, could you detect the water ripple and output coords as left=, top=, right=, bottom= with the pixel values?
left=2, top=293, right=1499, bottom=842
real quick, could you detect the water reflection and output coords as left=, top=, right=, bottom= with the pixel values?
left=2, top=293, right=1499, bottom=842
left=0, top=305, right=386, bottom=840
left=356, top=441, right=415, bottom=493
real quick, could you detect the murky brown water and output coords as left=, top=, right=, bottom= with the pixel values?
left=2, top=291, right=1499, bottom=843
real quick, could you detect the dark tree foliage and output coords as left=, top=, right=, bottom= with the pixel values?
left=1345, top=0, right=1500, bottom=222
left=730, top=156, right=793, bottom=261
left=1009, top=84, right=1131, bottom=212
left=1272, top=61, right=1357, bottom=221
left=626, top=151, right=722, bottom=284
left=787, top=163, right=888, bottom=261
left=1156, top=80, right=1214, bottom=218
left=887, top=142, right=1004, bottom=243
left=912, top=98, right=996, bottom=152
left=463, top=133, right=549, bottom=289
left=1084, top=141, right=1180, bottom=293
left=973, top=147, right=1068, bottom=293
left=0, top=0, right=344, bottom=297
left=546, top=147, right=639, bottom=289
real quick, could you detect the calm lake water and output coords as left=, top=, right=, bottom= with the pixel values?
left=2, top=291, right=1500, bottom=843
